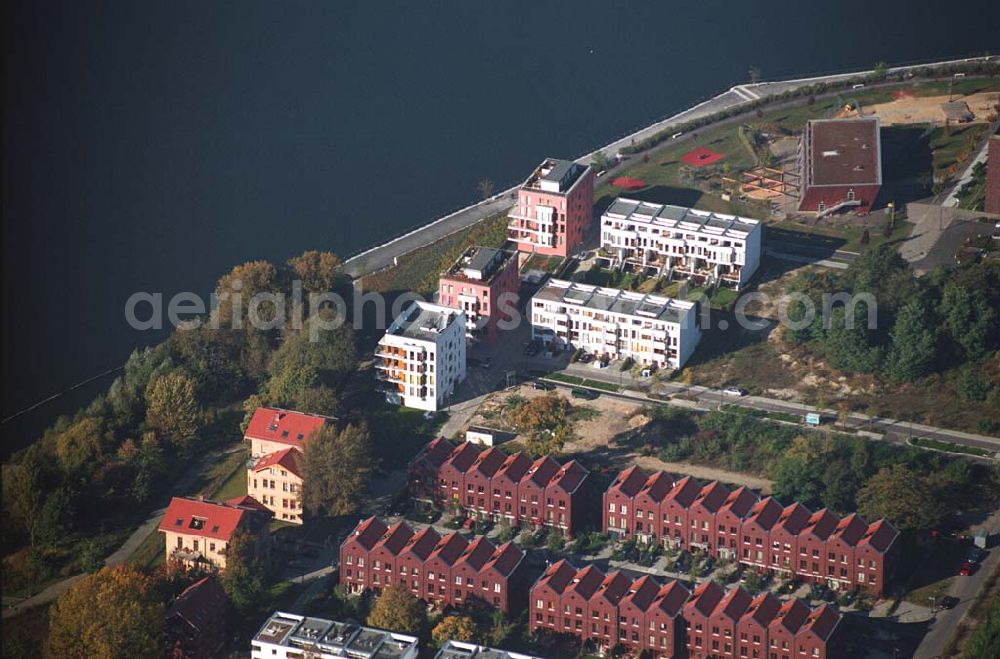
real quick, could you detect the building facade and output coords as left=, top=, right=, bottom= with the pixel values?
left=602, top=467, right=899, bottom=596
left=507, top=158, right=595, bottom=257
left=339, top=517, right=526, bottom=614
left=600, top=199, right=762, bottom=289
left=437, top=246, right=520, bottom=342
left=435, top=640, right=544, bottom=659
left=159, top=496, right=272, bottom=571
left=986, top=134, right=1000, bottom=215
left=376, top=301, right=467, bottom=411
left=407, top=438, right=590, bottom=536
left=798, top=117, right=882, bottom=215
left=530, top=278, right=701, bottom=369
left=245, top=406, right=332, bottom=459
left=251, top=612, right=419, bottom=659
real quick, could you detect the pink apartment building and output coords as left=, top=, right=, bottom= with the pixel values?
left=507, top=158, right=595, bottom=257
left=437, top=246, right=519, bottom=342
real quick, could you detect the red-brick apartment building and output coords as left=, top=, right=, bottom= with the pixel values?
left=529, top=561, right=842, bottom=659
left=798, top=118, right=882, bottom=215
left=408, top=438, right=591, bottom=536
left=603, top=467, right=899, bottom=596
left=437, top=246, right=520, bottom=342
left=340, top=517, right=526, bottom=614
left=685, top=581, right=843, bottom=659
left=507, top=158, right=595, bottom=257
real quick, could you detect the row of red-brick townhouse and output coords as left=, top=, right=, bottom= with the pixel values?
left=408, top=437, right=591, bottom=537
left=339, top=517, right=527, bottom=614
left=529, top=560, right=842, bottom=659
left=603, top=466, right=900, bottom=596
left=684, top=580, right=842, bottom=659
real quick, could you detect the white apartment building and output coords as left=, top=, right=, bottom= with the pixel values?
left=601, top=199, right=762, bottom=289
left=530, top=279, right=701, bottom=369
left=376, top=301, right=466, bottom=411
left=435, top=640, right=545, bottom=659
left=251, top=612, right=419, bottom=659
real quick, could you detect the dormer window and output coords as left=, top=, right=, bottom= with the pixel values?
left=189, top=517, right=206, bottom=531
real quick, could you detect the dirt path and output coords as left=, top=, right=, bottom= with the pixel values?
left=633, top=456, right=773, bottom=493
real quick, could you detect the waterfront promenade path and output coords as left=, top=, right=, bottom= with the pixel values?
left=342, top=57, right=988, bottom=280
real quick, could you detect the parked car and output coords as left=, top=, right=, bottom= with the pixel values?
left=481, top=357, right=492, bottom=369
left=939, top=596, right=959, bottom=609
left=958, top=561, right=975, bottom=576
left=579, top=353, right=594, bottom=364
left=523, top=341, right=541, bottom=357
left=593, top=358, right=608, bottom=369
left=722, top=387, right=747, bottom=397
left=571, top=388, right=598, bottom=400
left=532, top=381, right=554, bottom=391
left=966, top=547, right=987, bottom=563
left=423, top=410, right=438, bottom=421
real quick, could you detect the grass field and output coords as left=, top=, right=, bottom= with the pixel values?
left=768, top=217, right=913, bottom=254
left=910, top=436, right=993, bottom=457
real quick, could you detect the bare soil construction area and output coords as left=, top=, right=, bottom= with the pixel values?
left=863, top=92, right=999, bottom=126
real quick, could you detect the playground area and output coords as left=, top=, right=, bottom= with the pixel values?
left=847, top=91, right=999, bottom=126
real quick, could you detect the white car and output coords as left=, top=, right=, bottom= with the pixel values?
left=593, top=359, right=608, bottom=369
left=722, top=387, right=747, bottom=397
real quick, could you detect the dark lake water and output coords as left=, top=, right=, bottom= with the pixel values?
left=3, top=0, right=998, bottom=455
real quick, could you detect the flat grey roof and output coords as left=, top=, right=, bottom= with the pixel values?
left=533, top=278, right=695, bottom=324
left=387, top=302, right=461, bottom=343
left=603, top=198, right=759, bottom=238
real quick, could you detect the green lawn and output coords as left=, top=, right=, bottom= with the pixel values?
left=768, top=217, right=913, bottom=254
left=930, top=123, right=990, bottom=181
left=521, top=254, right=564, bottom=274
left=910, top=436, right=992, bottom=457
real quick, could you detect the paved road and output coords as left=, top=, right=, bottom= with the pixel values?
left=343, top=57, right=992, bottom=281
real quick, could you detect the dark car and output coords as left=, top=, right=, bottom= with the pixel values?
left=939, top=596, right=959, bottom=609
left=481, top=357, right=492, bottom=369
left=532, top=381, right=554, bottom=391
left=523, top=342, right=540, bottom=357
left=579, top=353, right=594, bottom=364
left=571, top=388, right=598, bottom=400
left=966, top=547, right=987, bottom=563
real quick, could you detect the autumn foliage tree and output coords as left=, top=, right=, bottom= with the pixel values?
left=509, top=394, right=575, bottom=456
left=432, top=615, right=479, bottom=646
left=288, top=250, right=344, bottom=297
left=856, top=463, right=946, bottom=531
left=145, top=371, right=203, bottom=450
left=301, top=422, right=373, bottom=517
left=220, top=528, right=267, bottom=613
left=367, top=584, right=426, bottom=634
left=45, top=565, right=165, bottom=659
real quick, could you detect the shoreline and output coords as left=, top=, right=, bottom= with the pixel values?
left=343, top=54, right=994, bottom=279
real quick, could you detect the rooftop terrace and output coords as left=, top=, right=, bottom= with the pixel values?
left=521, top=157, right=590, bottom=194
left=533, top=278, right=696, bottom=325
left=385, top=301, right=463, bottom=343
left=441, top=246, right=516, bottom=284
left=253, top=612, right=419, bottom=659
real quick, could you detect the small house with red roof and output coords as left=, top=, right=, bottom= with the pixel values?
left=618, top=575, right=662, bottom=655
left=340, top=517, right=388, bottom=593
left=799, top=509, right=841, bottom=585
left=491, top=452, right=533, bottom=522
left=397, top=526, right=441, bottom=599
left=247, top=447, right=305, bottom=524
left=684, top=580, right=725, bottom=658
left=159, top=496, right=271, bottom=572
left=546, top=460, right=589, bottom=534
left=647, top=580, right=690, bottom=658
left=662, top=476, right=701, bottom=548
left=165, top=576, right=227, bottom=659
left=636, top=471, right=675, bottom=543
left=369, top=522, right=415, bottom=593
left=407, top=436, right=456, bottom=504
left=742, top=497, right=783, bottom=571
left=707, top=586, right=753, bottom=658
left=464, top=447, right=508, bottom=517
left=768, top=598, right=811, bottom=659
left=587, top=570, right=632, bottom=652
left=439, top=442, right=482, bottom=509
left=797, top=603, right=843, bottom=659
left=520, top=456, right=561, bottom=529
left=855, top=519, right=899, bottom=596
left=737, top=592, right=781, bottom=659
left=770, top=502, right=811, bottom=575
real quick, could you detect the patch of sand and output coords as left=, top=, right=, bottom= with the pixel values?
left=865, top=92, right=999, bottom=126
left=633, top=455, right=773, bottom=493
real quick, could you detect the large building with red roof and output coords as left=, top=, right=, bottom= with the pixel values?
left=798, top=117, right=882, bottom=215
left=602, top=467, right=899, bottom=595
left=339, top=517, right=526, bottom=614
left=529, top=560, right=841, bottom=659
left=159, top=496, right=272, bottom=571
left=244, top=406, right=333, bottom=458
left=407, top=438, right=591, bottom=536
left=165, top=576, right=227, bottom=659
left=507, top=158, right=595, bottom=257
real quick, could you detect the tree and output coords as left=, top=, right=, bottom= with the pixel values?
left=546, top=527, right=565, bottom=553
left=822, top=307, right=884, bottom=374
left=301, top=422, right=373, bottom=517
left=477, top=178, right=495, bottom=200
left=145, top=371, right=202, bottom=449
left=220, top=529, right=267, bottom=613
left=293, top=385, right=340, bottom=417
left=432, top=615, right=479, bottom=646
left=2, top=460, right=43, bottom=547
left=873, top=61, right=888, bottom=79
left=367, top=584, right=426, bottom=634
left=885, top=298, right=937, bottom=383
left=263, top=317, right=355, bottom=406
left=54, top=416, right=106, bottom=475
left=941, top=282, right=996, bottom=362
left=856, top=464, right=946, bottom=532
left=591, top=151, right=609, bottom=171
left=288, top=250, right=344, bottom=297
left=45, top=565, right=165, bottom=659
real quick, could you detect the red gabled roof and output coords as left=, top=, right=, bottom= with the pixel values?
left=495, top=452, right=533, bottom=483
left=159, top=497, right=256, bottom=542
left=224, top=495, right=272, bottom=514
left=775, top=502, right=812, bottom=536
left=860, top=519, right=899, bottom=553
left=832, top=513, right=868, bottom=547
left=550, top=460, right=588, bottom=494
left=714, top=586, right=753, bottom=622
left=414, top=437, right=456, bottom=470
left=348, top=517, right=389, bottom=551
left=485, top=542, right=524, bottom=577
left=401, top=526, right=441, bottom=561
left=526, top=456, right=561, bottom=488
left=594, top=571, right=632, bottom=607
left=457, top=536, right=497, bottom=571
left=445, top=442, right=482, bottom=474
left=569, top=564, right=605, bottom=600
left=375, top=521, right=415, bottom=557
left=639, top=471, right=676, bottom=504
left=803, top=509, right=840, bottom=541
left=743, top=592, right=782, bottom=627
left=621, top=575, right=660, bottom=613
left=686, top=580, right=725, bottom=617
left=430, top=532, right=469, bottom=566
left=694, top=481, right=731, bottom=514
left=747, top=497, right=783, bottom=531
left=802, top=603, right=842, bottom=641
left=668, top=476, right=702, bottom=507
left=720, top=486, right=759, bottom=519
left=166, top=576, right=227, bottom=632
left=770, top=598, right=811, bottom=634
left=251, top=447, right=303, bottom=478
left=653, top=580, right=689, bottom=617
left=611, top=466, right=649, bottom=498
left=244, top=407, right=330, bottom=449
left=471, top=447, right=507, bottom=479
left=537, top=560, right=577, bottom=594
